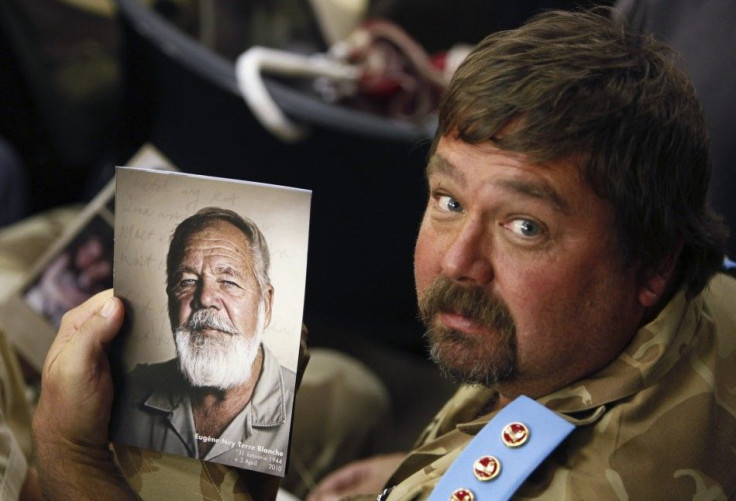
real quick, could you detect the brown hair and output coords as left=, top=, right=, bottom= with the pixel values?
left=435, top=9, right=726, bottom=297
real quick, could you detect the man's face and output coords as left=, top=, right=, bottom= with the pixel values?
left=169, top=220, right=272, bottom=389
left=414, top=136, right=647, bottom=398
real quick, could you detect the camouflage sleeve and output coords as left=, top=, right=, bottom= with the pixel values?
left=0, top=328, right=34, bottom=500
left=114, top=443, right=261, bottom=500
left=0, top=407, right=27, bottom=500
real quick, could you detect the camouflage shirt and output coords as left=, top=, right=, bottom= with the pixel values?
left=0, top=328, right=32, bottom=500
left=380, top=273, right=736, bottom=500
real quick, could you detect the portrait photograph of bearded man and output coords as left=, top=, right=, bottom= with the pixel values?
left=109, top=168, right=310, bottom=475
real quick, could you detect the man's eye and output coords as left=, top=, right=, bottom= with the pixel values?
left=178, top=279, right=197, bottom=287
left=437, top=195, right=463, bottom=213
left=507, top=219, right=542, bottom=238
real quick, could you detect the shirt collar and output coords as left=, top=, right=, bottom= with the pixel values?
left=539, top=287, right=702, bottom=417
left=448, top=287, right=703, bottom=432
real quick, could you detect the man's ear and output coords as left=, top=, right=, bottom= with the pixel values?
left=263, top=285, right=274, bottom=327
left=637, top=240, right=683, bottom=308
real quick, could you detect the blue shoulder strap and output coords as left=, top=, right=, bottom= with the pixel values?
left=428, top=395, right=574, bottom=501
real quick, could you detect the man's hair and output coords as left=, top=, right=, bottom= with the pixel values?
left=434, top=9, right=726, bottom=298
left=166, top=207, right=271, bottom=297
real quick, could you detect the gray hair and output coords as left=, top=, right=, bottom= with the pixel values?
left=166, top=207, right=271, bottom=297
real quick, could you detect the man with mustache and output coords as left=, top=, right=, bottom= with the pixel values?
left=31, top=9, right=736, bottom=501
left=110, top=207, right=294, bottom=470
left=308, top=9, right=736, bottom=500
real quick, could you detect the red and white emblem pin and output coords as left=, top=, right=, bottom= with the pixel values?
left=472, top=455, right=501, bottom=481
left=450, top=487, right=475, bottom=501
left=501, top=421, right=530, bottom=447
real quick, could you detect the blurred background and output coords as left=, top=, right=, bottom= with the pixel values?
left=0, top=0, right=616, bottom=354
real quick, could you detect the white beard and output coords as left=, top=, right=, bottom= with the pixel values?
left=174, top=303, right=266, bottom=390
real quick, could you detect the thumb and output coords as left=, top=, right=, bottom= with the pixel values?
left=44, top=292, right=124, bottom=377
left=88, top=296, right=124, bottom=345
left=50, top=295, right=124, bottom=376
left=36, top=293, right=126, bottom=450
left=71, top=295, right=125, bottom=359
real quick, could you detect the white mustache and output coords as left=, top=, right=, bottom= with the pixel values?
left=182, top=309, right=240, bottom=336
left=174, top=303, right=265, bottom=390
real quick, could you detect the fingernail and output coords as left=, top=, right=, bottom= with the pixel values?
left=100, top=297, right=116, bottom=318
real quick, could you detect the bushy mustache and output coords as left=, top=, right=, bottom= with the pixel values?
left=418, top=275, right=516, bottom=333
left=418, top=275, right=517, bottom=387
left=180, top=308, right=240, bottom=337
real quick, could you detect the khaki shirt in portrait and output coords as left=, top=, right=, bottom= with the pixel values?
left=112, top=343, right=294, bottom=478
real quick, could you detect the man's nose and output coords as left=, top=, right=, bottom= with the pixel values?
left=195, top=278, right=221, bottom=309
left=441, top=217, right=494, bottom=285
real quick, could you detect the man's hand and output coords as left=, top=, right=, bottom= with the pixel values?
left=306, top=452, right=406, bottom=501
left=32, top=290, right=136, bottom=499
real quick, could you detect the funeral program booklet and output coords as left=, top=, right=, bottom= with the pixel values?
left=110, top=166, right=311, bottom=476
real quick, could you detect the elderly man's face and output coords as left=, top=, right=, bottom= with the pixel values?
left=415, top=136, right=650, bottom=398
left=169, top=220, right=272, bottom=389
